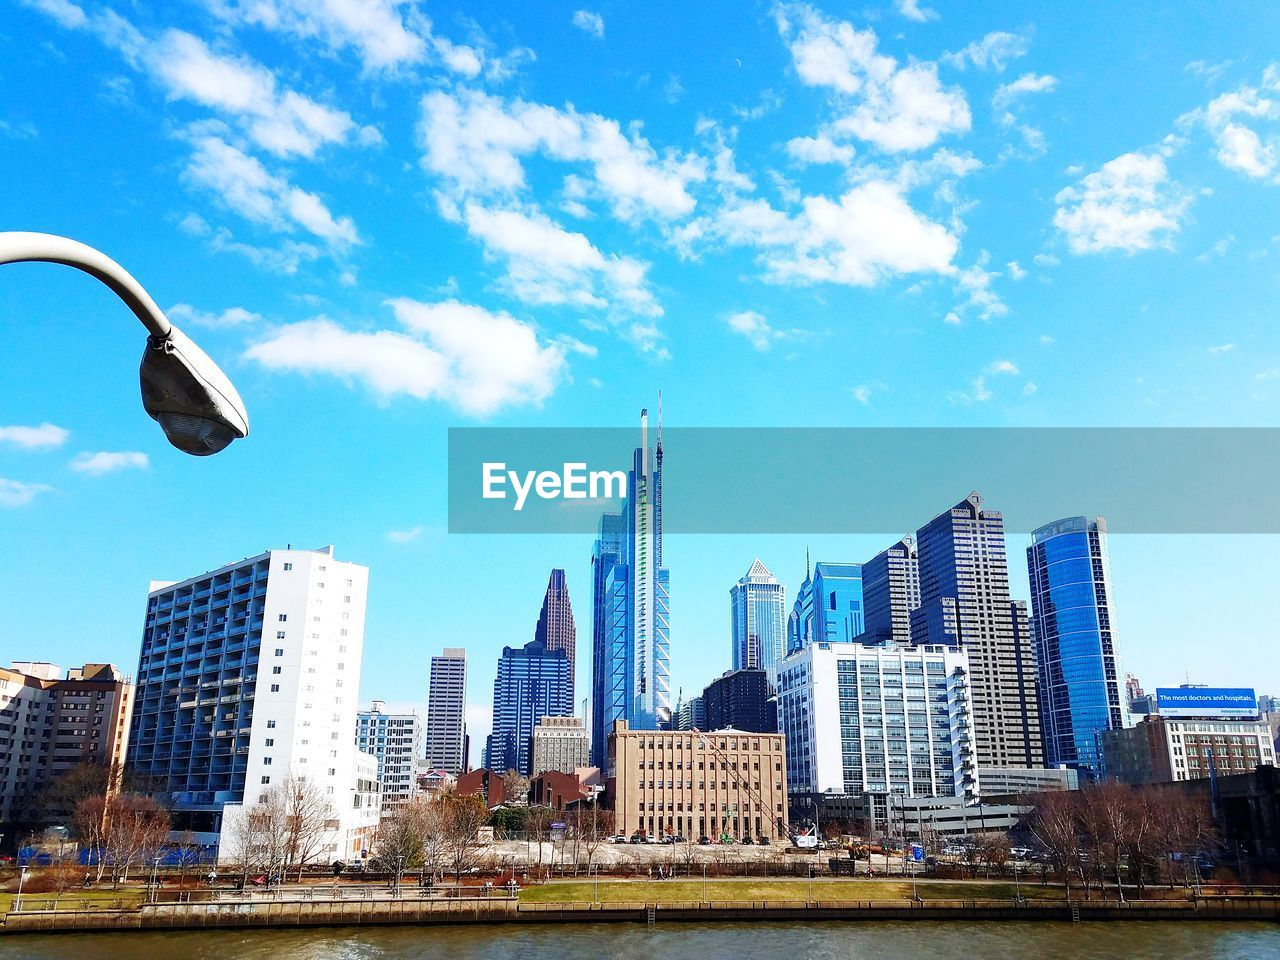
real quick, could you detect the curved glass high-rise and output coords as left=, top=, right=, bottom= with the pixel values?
left=1026, top=516, right=1129, bottom=777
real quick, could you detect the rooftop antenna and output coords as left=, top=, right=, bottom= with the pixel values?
left=806, top=546, right=811, bottom=579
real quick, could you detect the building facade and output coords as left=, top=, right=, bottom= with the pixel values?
left=1101, top=716, right=1276, bottom=785
left=126, top=546, right=379, bottom=862
left=859, top=537, right=920, bottom=646
left=590, top=406, right=671, bottom=766
left=776, top=642, right=978, bottom=801
left=424, top=648, right=467, bottom=775
left=810, top=562, right=865, bottom=645
left=786, top=559, right=815, bottom=655
left=607, top=720, right=788, bottom=842
left=534, top=569, right=577, bottom=703
left=1027, top=516, right=1129, bottom=778
left=0, top=662, right=133, bottom=828
left=912, top=492, right=1044, bottom=771
left=484, top=640, right=572, bottom=775
left=703, top=668, right=776, bottom=733
left=531, top=715, right=591, bottom=775
left=730, top=559, right=786, bottom=672
left=356, top=700, right=421, bottom=809
left=674, top=694, right=705, bottom=732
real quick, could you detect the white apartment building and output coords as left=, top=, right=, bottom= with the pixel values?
left=776, top=642, right=978, bottom=801
left=356, top=701, right=421, bottom=809
left=531, top=715, right=591, bottom=775
left=128, top=546, right=379, bottom=863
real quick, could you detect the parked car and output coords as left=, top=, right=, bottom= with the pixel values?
left=698, top=836, right=712, bottom=845
left=757, top=837, right=771, bottom=846
left=1010, top=846, right=1033, bottom=859
left=644, top=834, right=659, bottom=845
left=630, top=834, right=645, bottom=844
left=610, top=834, right=630, bottom=844
left=941, top=844, right=967, bottom=857
left=661, top=835, right=676, bottom=844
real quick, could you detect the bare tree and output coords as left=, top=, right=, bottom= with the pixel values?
left=1029, top=788, right=1085, bottom=898
left=438, top=793, right=489, bottom=884
left=577, top=803, right=614, bottom=873
left=279, top=776, right=332, bottom=880
left=72, top=794, right=111, bottom=882
left=502, top=770, right=530, bottom=806
left=377, top=796, right=435, bottom=869
left=103, top=794, right=170, bottom=887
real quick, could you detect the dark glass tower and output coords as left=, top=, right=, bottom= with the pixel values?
left=534, top=568, right=577, bottom=702
left=484, top=639, right=571, bottom=776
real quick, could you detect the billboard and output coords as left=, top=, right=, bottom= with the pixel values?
left=1156, top=687, right=1258, bottom=719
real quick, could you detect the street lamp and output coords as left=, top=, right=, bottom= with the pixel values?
left=15, top=866, right=29, bottom=911
left=149, top=856, right=163, bottom=903
left=0, top=231, right=248, bottom=455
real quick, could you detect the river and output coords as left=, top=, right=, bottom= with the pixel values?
left=1, top=921, right=1277, bottom=960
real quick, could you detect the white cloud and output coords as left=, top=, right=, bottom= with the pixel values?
left=1007, top=260, right=1027, bottom=280
left=386, top=525, right=424, bottom=543
left=184, top=135, right=359, bottom=246
left=942, top=30, right=1030, bottom=72
left=774, top=4, right=969, bottom=153
left=688, top=180, right=958, bottom=287
left=1208, top=342, right=1236, bottom=355
left=725, top=311, right=781, bottom=351
left=71, top=451, right=150, bottom=475
left=786, top=133, right=856, bottom=166
left=1189, top=74, right=1280, bottom=180
left=167, top=303, right=262, bottom=328
left=0, top=423, right=69, bottom=449
left=420, top=88, right=706, bottom=222
left=1054, top=152, right=1191, bottom=254
left=21, top=0, right=84, bottom=28
left=1040, top=334, right=1056, bottom=345
left=572, top=10, right=604, bottom=38
left=954, top=359, right=1020, bottom=403
left=851, top=383, right=882, bottom=404
left=993, top=72, right=1058, bottom=112
left=0, top=479, right=54, bottom=507
left=244, top=299, right=568, bottom=416
left=895, top=0, right=937, bottom=23
left=954, top=256, right=1007, bottom=321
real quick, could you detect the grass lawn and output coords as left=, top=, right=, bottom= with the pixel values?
left=520, top=879, right=1068, bottom=904
left=0, top=888, right=146, bottom=913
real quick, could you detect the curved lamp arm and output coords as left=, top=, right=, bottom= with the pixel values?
left=0, top=231, right=172, bottom=339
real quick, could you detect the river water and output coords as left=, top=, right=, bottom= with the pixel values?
left=1, top=922, right=1277, bottom=960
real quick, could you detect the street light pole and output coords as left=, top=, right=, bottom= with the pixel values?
left=16, top=867, right=29, bottom=911
left=0, top=231, right=249, bottom=454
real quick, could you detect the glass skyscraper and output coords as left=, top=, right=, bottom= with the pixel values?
left=730, top=558, right=786, bottom=671
left=1027, top=516, right=1129, bottom=777
left=860, top=537, right=920, bottom=646
left=534, top=568, right=577, bottom=703
left=590, top=405, right=670, bottom=766
left=811, top=562, right=865, bottom=644
left=786, top=557, right=814, bottom=655
left=484, top=639, right=571, bottom=776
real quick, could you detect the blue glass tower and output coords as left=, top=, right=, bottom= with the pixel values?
left=590, top=405, right=670, bottom=766
left=484, top=639, right=571, bottom=775
left=1027, top=516, right=1129, bottom=778
left=730, top=558, right=786, bottom=671
left=811, top=562, right=864, bottom=644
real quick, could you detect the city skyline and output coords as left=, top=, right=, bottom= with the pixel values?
left=5, top=0, right=1280, bottom=760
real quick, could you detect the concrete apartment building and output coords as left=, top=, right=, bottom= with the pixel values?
left=607, top=720, right=789, bottom=842
left=1102, top=715, right=1276, bottom=785
left=531, top=715, right=590, bottom=775
left=0, top=662, right=133, bottom=830
left=424, top=648, right=467, bottom=774
left=356, top=701, right=421, bottom=809
left=126, top=546, right=380, bottom=863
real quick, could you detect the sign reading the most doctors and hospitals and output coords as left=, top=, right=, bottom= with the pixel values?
left=1156, top=687, right=1258, bottom=718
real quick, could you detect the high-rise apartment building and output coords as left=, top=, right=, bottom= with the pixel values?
left=126, top=546, right=380, bottom=862
left=424, top=648, right=467, bottom=774
left=531, top=715, right=591, bottom=775
left=1027, top=516, right=1129, bottom=778
left=912, top=493, right=1044, bottom=771
left=356, top=700, right=421, bottom=809
left=0, top=662, right=133, bottom=827
left=534, top=569, right=577, bottom=702
left=859, top=537, right=920, bottom=646
left=703, top=668, right=776, bottom=733
left=607, top=720, right=789, bottom=842
left=590, top=405, right=671, bottom=765
left=730, top=559, right=786, bottom=672
left=484, top=640, right=572, bottom=775
left=776, top=643, right=978, bottom=801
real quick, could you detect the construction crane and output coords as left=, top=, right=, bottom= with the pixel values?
left=691, top=727, right=786, bottom=841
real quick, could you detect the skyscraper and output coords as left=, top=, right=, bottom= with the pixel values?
left=425, top=648, right=467, bottom=774
left=127, top=546, right=380, bottom=861
left=786, top=553, right=814, bottom=655
left=913, top=492, right=1044, bottom=771
left=356, top=701, right=421, bottom=808
left=730, top=558, right=786, bottom=671
left=810, top=562, right=865, bottom=644
left=534, top=569, right=577, bottom=702
left=484, top=639, right=572, bottom=775
left=703, top=668, right=776, bottom=733
left=1027, top=516, right=1129, bottom=778
left=860, top=537, right=920, bottom=645
left=590, top=405, right=671, bottom=765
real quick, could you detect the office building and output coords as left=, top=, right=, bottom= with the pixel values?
left=484, top=640, right=572, bottom=775
left=703, top=668, right=776, bottom=733
left=811, top=562, right=865, bottom=644
left=607, top=720, right=788, bottom=842
left=1102, top=715, right=1275, bottom=785
left=590, top=405, right=671, bottom=766
left=912, top=492, right=1044, bottom=770
left=1027, top=516, right=1129, bottom=779
left=534, top=569, right=577, bottom=702
left=424, top=648, right=467, bottom=774
left=674, top=694, right=705, bottom=732
left=977, top=765, right=1080, bottom=797
left=0, top=662, right=133, bottom=828
left=356, top=701, right=421, bottom=809
left=859, top=537, right=920, bottom=646
left=786, top=555, right=815, bottom=655
left=126, top=546, right=380, bottom=862
left=531, top=715, right=591, bottom=775
left=776, top=642, right=978, bottom=801
left=730, top=559, right=786, bottom=671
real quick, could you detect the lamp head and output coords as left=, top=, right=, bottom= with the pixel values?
left=140, top=326, right=249, bottom=456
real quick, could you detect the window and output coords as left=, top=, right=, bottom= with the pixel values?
left=270, top=684, right=280, bottom=692
left=261, top=775, right=271, bottom=784
left=278, top=614, right=288, bottom=622
left=283, top=563, right=293, bottom=571
left=276, top=632, right=286, bottom=640
left=274, top=648, right=284, bottom=656
left=265, top=738, right=274, bottom=747
left=263, top=757, right=272, bottom=766
left=272, top=666, right=282, bottom=675
left=266, top=720, right=276, bottom=728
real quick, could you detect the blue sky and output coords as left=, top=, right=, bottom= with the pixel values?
left=2, top=0, right=1279, bottom=757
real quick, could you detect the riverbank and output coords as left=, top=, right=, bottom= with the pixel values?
left=3, top=892, right=1277, bottom=934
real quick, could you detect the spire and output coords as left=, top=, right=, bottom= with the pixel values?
left=805, top=546, right=811, bottom=579
left=657, top=389, right=663, bottom=451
